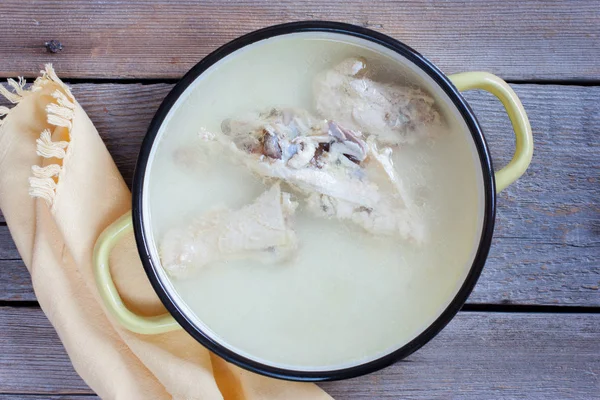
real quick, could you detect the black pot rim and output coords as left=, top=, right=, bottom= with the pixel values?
left=132, top=21, right=496, bottom=382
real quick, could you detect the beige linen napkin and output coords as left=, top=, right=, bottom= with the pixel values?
left=0, top=66, right=332, bottom=400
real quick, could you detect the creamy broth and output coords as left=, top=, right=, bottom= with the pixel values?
left=145, top=33, right=484, bottom=370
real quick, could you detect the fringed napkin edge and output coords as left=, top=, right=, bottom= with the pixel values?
left=0, top=65, right=76, bottom=207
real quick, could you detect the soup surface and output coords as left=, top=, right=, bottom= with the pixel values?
left=145, top=32, right=484, bottom=370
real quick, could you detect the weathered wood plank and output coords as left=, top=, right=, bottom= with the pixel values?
left=0, top=84, right=600, bottom=306
left=461, top=85, right=600, bottom=305
left=2, top=235, right=598, bottom=305
left=0, top=0, right=599, bottom=80
left=321, top=312, right=600, bottom=399
left=0, top=259, right=33, bottom=301
left=0, top=307, right=91, bottom=394
left=479, top=239, right=599, bottom=305
left=0, top=228, right=17, bottom=259
left=1, top=83, right=598, bottom=305
left=1, top=307, right=598, bottom=398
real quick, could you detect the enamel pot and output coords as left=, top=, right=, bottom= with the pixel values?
left=94, top=21, right=533, bottom=381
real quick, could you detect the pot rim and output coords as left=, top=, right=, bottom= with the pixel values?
left=132, top=20, right=496, bottom=382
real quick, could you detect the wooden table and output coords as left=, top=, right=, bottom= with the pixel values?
left=1, top=1, right=599, bottom=398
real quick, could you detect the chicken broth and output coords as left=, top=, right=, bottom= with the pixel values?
left=144, top=33, right=484, bottom=370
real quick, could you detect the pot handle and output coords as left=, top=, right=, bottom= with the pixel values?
left=93, top=211, right=179, bottom=334
left=448, top=72, right=533, bottom=192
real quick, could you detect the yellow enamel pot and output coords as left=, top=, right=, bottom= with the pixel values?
left=94, top=21, right=532, bottom=381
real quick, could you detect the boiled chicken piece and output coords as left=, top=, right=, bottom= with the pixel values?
left=160, top=184, right=298, bottom=277
left=314, top=57, right=440, bottom=145
left=303, top=138, right=424, bottom=242
left=201, top=108, right=425, bottom=243
left=219, top=107, right=369, bottom=170
left=221, top=108, right=329, bottom=162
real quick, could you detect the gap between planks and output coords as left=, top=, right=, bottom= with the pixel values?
left=2, top=301, right=600, bottom=314
left=52, top=77, right=600, bottom=86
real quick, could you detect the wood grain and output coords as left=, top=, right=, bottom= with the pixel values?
left=1, top=82, right=598, bottom=305
left=0, top=260, right=32, bottom=301
left=0, top=307, right=92, bottom=394
left=0, top=228, right=17, bottom=259
left=321, top=312, right=600, bottom=399
left=461, top=85, right=600, bottom=306
left=2, top=230, right=599, bottom=305
left=0, top=0, right=599, bottom=80
left=1, top=307, right=598, bottom=398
